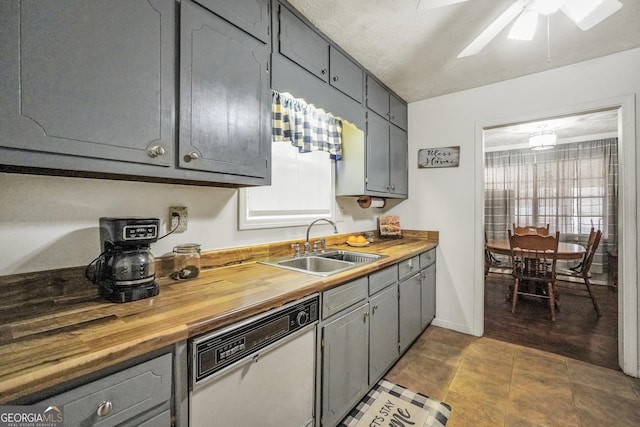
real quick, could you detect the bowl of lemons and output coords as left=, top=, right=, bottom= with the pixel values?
left=346, top=235, right=370, bottom=247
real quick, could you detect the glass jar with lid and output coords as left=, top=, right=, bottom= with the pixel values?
left=171, top=243, right=201, bottom=280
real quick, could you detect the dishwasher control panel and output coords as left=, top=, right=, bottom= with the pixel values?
left=191, top=294, right=319, bottom=384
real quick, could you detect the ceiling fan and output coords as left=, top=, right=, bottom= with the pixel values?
left=417, top=0, right=623, bottom=58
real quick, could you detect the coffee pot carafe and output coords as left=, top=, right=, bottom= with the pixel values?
left=93, top=217, right=160, bottom=302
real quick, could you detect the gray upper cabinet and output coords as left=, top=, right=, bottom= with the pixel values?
left=329, top=47, right=363, bottom=103
left=366, top=112, right=391, bottom=194
left=180, top=0, right=270, bottom=179
left=0, top=0, right=175, bottom=167
left=365, top=111, right=408, bottom=197
left=276, top=3, right=364, bottom=106
left=366, top=76, right=390, bottom=119
left=278, top=4, right=329, bottom=82
left=389, top=125, right=408, bottom=196
left=366, top=75, right=408, bottom=131
left=390, top=93, right=408, bottom=130
left=194, top=0, right=270, bottom=43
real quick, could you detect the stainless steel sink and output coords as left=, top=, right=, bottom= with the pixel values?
left=259, top=250, right=385, bottom=276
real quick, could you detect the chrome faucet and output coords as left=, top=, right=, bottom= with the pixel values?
left=305, top=218, right=338, bottom=253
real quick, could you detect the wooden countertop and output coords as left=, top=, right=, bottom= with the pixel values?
left=0, top=232, right=437, bottom=403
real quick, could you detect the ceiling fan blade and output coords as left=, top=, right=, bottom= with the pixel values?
left=458, top=0, right=531, bottom=58
left=561, top=0, right=623, bottom=31
left=417, top=0, right=470, bottom=11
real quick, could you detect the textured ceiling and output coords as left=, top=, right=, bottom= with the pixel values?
left=287, top=0, right=640, bottom=102
left=484, top=109, right=619, bottom=151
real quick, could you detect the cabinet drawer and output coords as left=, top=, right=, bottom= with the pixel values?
left=398, top=256, right=420, bottom=281
left=39, top=353, right=172, bottom=427
left=420, top=248, right=436, bottom=269
left=369, top=265, right=398, bottom=295
left=322, top=276, right=368, bottom=319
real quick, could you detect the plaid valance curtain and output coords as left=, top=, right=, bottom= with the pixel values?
left=272, top=91, right=343, bottom=160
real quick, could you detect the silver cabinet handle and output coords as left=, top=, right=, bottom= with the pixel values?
left=96, top=401, right=113, bottom=417
left=321, top=69, right=328, bottom=75
left=147, top=145, right=165, bottom=158
left=332, top=76, right=339, bottom=82
left=186, top=151, right=199, bottom=161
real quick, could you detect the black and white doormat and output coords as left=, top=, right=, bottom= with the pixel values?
left=338, top=379, right=451, bottom=427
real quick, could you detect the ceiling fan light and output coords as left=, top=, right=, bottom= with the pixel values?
left=529, top=129, right=557, bottom=150
left=563, top=0, right=604, bottom=22
left=535, top=0, right=567, bottom=15
left=508, top=9, right=538, bottom=40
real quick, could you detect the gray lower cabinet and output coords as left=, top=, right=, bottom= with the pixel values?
left=0, top=0, right=175, bottom=167
left=369, top=283, right=399, bottom=384
left=320, top=302, right=370, bottom=427
left=180, top=0, right=270, bottom=179
left=399, top=272, right=422, bottom=353
left=420, top=249, right=437, bottom=329
left=36, top=353, right=172, bottom=427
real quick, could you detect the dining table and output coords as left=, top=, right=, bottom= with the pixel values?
left=486, top=239, right=586, bottom=303
left=486, top=239, right=586, bottom=260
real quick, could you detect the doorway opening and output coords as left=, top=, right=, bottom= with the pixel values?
left=482, top=109, right=620, bottom=370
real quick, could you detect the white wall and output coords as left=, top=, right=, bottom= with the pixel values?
left=391, top=47, right=640, bottom=375
left=0, top=173, right=383, bottom=276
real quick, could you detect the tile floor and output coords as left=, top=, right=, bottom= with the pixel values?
left=385, top=326, right=640, bottom=426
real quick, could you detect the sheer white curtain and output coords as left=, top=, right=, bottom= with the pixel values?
left=485, top=138, right=618, bottom=273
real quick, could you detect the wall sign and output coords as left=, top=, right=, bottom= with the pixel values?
left=418, top=146, right=460, bottom=168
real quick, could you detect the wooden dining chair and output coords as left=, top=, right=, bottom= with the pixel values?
left=485, top=231, right=502, bottom=278
left=556, top=228, right=603, bottom=317
left=508, top=230, right=560, bottom=321
left=513, top=223, right=550, bottom=236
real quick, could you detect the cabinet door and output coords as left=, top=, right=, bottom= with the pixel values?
left=180, top=0, right=270, bottom=179
left=389, top=93, right=408, bottom=130
left=278, top=5, right=329, bottom=82
left=399, top=273, right=422, bottom=353
left=321, top=303, right=369, bottom=427
left=389, top=125, right=408, bottom=196
left=369, top=284, right=399, bottom=385
left=195, top=0, right=270, bottom=43
left=366, top=75, right=389, bottom=118
left=421, top=264, right=437, bottom=329
left=366, top=112, right=390, bottom=193
left=0, top=0, right=175, bottom=166
left=329, top=47, right=363, bottom=103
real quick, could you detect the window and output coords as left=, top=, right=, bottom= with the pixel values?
left=485, top=139, right=618, bottom=241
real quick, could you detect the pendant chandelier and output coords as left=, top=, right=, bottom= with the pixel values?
left=529, top=126, right=557, bottom=150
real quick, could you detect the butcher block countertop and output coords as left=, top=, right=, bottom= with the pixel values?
left=0, top=231, right=437, bottom=403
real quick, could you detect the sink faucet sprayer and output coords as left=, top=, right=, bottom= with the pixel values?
left=305, top=218, right=338, bottom=254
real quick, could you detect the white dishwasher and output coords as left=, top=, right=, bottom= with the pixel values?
left=189, top=294, right=319, bottom=427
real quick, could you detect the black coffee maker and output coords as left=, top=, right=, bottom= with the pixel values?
left=93, top=217, right=160, bottom=303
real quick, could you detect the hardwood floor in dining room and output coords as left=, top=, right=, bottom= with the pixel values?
left=484, top=272, right=619, bottom=371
